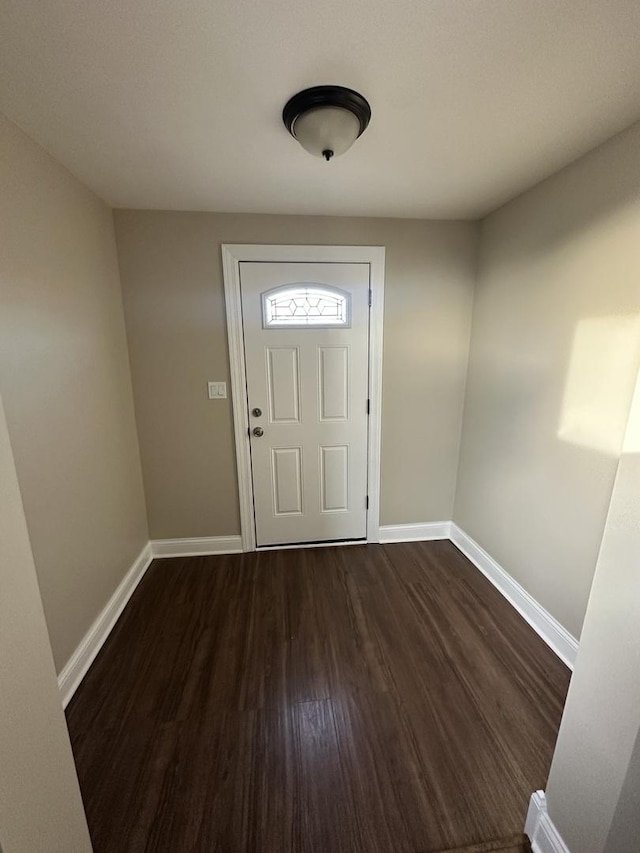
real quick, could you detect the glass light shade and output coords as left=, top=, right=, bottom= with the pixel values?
left=292, top=106, right=361, bottom=158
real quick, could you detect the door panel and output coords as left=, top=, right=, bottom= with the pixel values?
left=271, top=447, right=303, bottom=515
left=318, top=347, right=349, bottom=421
left=266, top=347, right=300, bottom=423
left=240, top=261, right=370, bottom=547
left=320, top=444, right=349, bottom=512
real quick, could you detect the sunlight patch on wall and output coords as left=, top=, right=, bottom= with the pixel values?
left=620, top=363, right=640, bottom=455
left=558, top=314, right=640, bottom=456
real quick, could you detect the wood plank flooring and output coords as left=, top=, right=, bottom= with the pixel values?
left=432, top=837, right=531, bottom=853
left=66, top=541, right=570, bottom=853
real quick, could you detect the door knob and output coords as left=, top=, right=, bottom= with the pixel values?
left=252, top=407, right=262, bottom=417
left=252, top=427, right=264, bottom=437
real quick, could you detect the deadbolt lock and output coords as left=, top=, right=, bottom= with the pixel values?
left=252, top=407, right=262, bottom=417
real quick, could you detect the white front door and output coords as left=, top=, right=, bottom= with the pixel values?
left=239, top=261, right=370, bottom=547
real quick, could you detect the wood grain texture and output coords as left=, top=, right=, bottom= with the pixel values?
left=431, top=834, right=531, bottom=853
left=66, top=541, right=570, bottom=853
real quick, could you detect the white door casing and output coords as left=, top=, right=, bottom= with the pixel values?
left=240, top=262, right=369, bottom=547
left=222, top=245, right=385, bottom=552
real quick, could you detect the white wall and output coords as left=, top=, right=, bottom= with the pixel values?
left=455, top=119, right=640, bottom=639
left=0, top=390, right=93, bottom=853
left=0, top=113, right=149, bottom=672
left=114, top=211, right=478, bottom=538
left=544, top=362, right=640, bottom=852
left=604, top=728, right=640, bottom=853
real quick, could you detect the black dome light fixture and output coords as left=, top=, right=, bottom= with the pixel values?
left=283, top=85, right=371, bottom=162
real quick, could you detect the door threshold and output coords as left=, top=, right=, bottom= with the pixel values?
left=256, top=538, right=367, bottom=552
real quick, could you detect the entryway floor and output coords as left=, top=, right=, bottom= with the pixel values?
left=66, top=540, right=569, bottom=852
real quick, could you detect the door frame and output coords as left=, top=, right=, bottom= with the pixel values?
left=222, top=244, right=385, bottom=552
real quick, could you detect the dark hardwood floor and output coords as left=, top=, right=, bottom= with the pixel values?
left=66, top=541, right=570, bottom=853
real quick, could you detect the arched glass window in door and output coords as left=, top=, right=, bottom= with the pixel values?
left=262, top=284, right=351, bottom=328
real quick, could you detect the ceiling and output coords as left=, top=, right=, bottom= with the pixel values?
left=2, top=0, right=640, bottom=219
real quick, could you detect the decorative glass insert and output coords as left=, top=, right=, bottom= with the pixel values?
left=262, top=284, right=351, bottom=328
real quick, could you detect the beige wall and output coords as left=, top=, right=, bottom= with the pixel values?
left=114, top=211, right=478, bottom=539
left=454, top=120, right=640, bottom=639
left=545, top=362, right=640, bottom=852
left=0, top=390, right=93, bottom=853
left=0, top=114, right=148, bottom=672
left=604, top=727, right=640, bottom=853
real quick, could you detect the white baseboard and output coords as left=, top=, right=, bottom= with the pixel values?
left=379, top=522, right=451, bottom=543
left=58, top=542, right=153, bottom=708
left=449, top=524, right=578, bottom=669
left=525, top=791, right=570, bottom=853
left=150, top=535, right=243, bottom=558
left=379, top=521, right=577, bottom=668
left=58, top=524, right=578, bottom=705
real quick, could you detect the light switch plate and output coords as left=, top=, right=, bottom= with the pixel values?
left=207, top=381, right=227, bottom=399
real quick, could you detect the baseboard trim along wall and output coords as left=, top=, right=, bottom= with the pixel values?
left=449, top=524, right=579, bottom=670
left=525, top=791, right=570, bottom=853
left=379, top=522, right=451, bottom=543
left=150, top=535, right=243, bottom=557
left=60, top=522, right=578, bottom=704
left=57, top=542, right=153, bottom=708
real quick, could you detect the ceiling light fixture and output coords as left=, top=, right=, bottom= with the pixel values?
left=283, top=85, right=371, bottom=162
